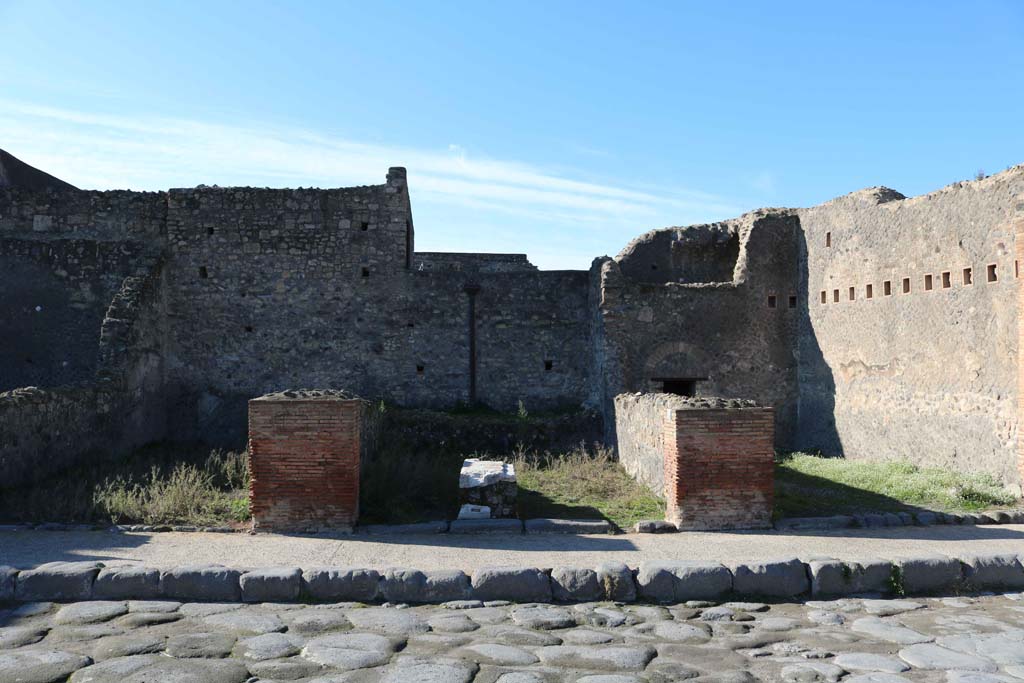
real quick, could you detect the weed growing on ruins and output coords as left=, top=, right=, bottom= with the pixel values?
left=774, top=452, right=1018, bottom=518
left=0, top=443, right=250, bottom=526
left=94, top=449, right=250, bottom=526
left=513, top=444, right=664, bottom=530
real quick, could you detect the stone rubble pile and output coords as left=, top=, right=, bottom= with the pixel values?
left=458, top=459, right=518, bottom=519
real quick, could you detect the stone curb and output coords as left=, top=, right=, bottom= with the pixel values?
left=0, top=517, right=619, bottom=536
left=4, top=551, right=1024, bottom=604
left=6, top=509, right=1019, bottom=535
left=773, top=509, right=1024, bottom=531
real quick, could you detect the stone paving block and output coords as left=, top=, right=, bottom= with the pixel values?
left=302, top=567, right=381, bottom=602
left=357, top=522, right=450, bottom=535
left=959, top=553, right=1024, bottom=590
left=895, top=555, right=961, bottom=595
left=161, top=564, right=242, bottom=601
left=596, top=562, right=637, bottom=602
left=14, top=561, right=102, bottom=601
left=422, top=570, right=472, bottom=603
left=550, top=567, right=602, bottom=602
left=633, top=520, right=677, bottom=533
left=636, top=561, right=731, bottom=602
left=808, top=558, right=893, bottom=597
left=93, top=565, right=162, bottom=599
left=240, top=567, right=302, bottom=602
left=774, top=517, right=826, bottom=530
left=524, top=519, right=612, bottom=534
left=730, top=557, right=809, bottom=598
left=882, top=513, right=903, bottom=527
left=449, top=519, right=523, bottom=534
left=381, top=568, right=428, bottom=603
left=914, top=512, right=938, bottom=525
left=0, top=565, right=15, bottom=601
left=471, top=566, right=551, bottom=602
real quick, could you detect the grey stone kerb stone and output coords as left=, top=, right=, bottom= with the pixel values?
left=2, top=551, right=1021, bottom=605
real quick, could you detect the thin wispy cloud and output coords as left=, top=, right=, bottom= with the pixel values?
left=1, top=99, right=748, bottom=268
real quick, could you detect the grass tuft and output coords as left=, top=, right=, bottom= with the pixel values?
left=95, top=461, right=250, bottom=527
left=512, top=443, right=664, bottom=530
left=775, top=452, right=1017, bottom=518
left=0, top=443, right=251, bottom=527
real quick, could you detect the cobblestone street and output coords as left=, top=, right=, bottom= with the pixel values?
left=2, top=593, right=1024, bottom=682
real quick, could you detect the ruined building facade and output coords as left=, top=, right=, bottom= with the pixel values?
left=1, top=152, right=1022, bottom=491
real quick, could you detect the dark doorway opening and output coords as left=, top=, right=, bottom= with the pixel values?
left=652, top=377, right=707, bottom=397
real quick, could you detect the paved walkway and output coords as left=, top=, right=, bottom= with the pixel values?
left=2, top=593, right=1024, bottom=681
left=3, top=524, right=1024, bottom=571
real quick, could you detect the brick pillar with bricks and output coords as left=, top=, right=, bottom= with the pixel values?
left=663, top=406, right=775, bottom=530
left=248, top=391, right=371, bottom=532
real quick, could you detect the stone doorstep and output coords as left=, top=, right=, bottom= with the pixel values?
left=4, top=552, right=1024, bottom=605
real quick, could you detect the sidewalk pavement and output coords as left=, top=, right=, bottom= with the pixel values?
left=2, top=523, right=1023, bottom=570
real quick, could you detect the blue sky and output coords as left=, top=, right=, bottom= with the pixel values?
left=2, top=1, right=1022, bottom=269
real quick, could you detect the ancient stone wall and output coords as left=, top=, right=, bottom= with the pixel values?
left=0, top=188, right=165, bottom=391
left=598, top=211, right=802, bottom=448
left=414, top=252, right=537, bottom=273
left=797, top=169, right=1024, bottom=487
left=3, top=162, right=1023, bottom=493
left=613, top=392, right=675, bottom=496
left=0, top=259, right=166, bottom=486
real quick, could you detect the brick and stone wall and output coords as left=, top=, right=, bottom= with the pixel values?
left=613, top=392, right=773, bottom=530
left=598, top=211, right=801, bottom=449
left=248, top=390, right=381, bottom=532
left=3, top=163, right=1024, bottom=494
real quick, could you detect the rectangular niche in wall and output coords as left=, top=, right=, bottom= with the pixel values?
left=942, top=271, right=951, bottom=289
left=903, top=278, right=911, bottom=294
left=884, top=280, right=892, bottom=296
left=988, top=264, right=998, bottom=282
left=653, top=377, right=706, bottom=397
left=963, top=267, right=973, bottom=285
left=924, top=274, right=934, bottom=291
left=866, top=284, right=873, bottom=299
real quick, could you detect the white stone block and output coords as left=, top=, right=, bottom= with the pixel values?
left=458, top=504, right=492, bottom=520
left=459, top=459, right=516, bottom=488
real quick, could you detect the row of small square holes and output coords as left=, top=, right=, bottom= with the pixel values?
left=818, top=262, right=1016, bottom=305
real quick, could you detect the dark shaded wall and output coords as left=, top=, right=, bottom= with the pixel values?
left=0, top=189, right=165, bottom=391
left=0, top=261, right=166, bottom=486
